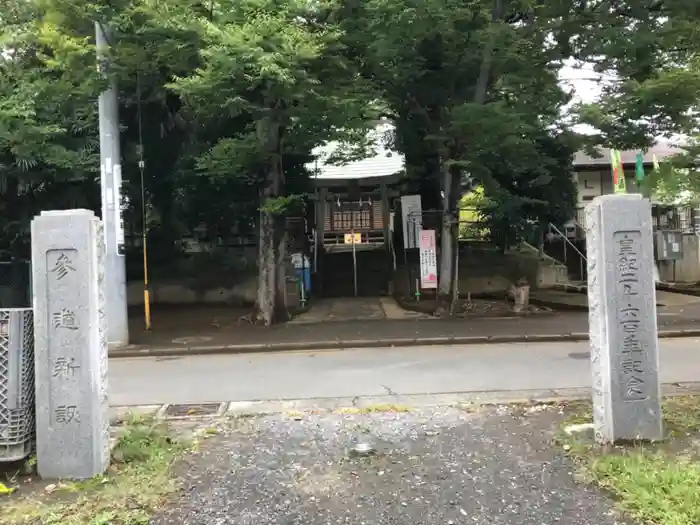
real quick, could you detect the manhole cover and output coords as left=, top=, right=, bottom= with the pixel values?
left=568, top=351, right=590, bottom=360
left=165, top=403, right=221, bottom=417
left=171, top=336, right=213, bottom=345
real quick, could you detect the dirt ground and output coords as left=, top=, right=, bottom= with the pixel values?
left=151, top=404, right=630, bottom=525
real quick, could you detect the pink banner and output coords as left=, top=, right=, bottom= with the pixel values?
left=419, top=230, right=437, bottom=289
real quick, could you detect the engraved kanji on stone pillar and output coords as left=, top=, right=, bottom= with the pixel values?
left=31, top=210, right=110, bottom=479
left=585, top=194, right=662, bottom=443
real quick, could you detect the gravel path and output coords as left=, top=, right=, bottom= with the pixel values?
left=152, top=406, right=630, bottom=525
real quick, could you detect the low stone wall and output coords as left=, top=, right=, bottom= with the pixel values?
left=127, top=245, right=260, bottom=306
left=128, top=242, right=568, bottom=306
left=127, top=274, right=258, bottom=306
left=393, top=244, right=567, bottom=297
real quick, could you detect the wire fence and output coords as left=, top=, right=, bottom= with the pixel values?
left=571, top=204, right=695, bottom=237
left=398, top=208, right=492, bottom=298
left=404, top=207, right=486, bottom=251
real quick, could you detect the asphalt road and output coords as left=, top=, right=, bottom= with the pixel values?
left=109, top=338, right=700, bottom=406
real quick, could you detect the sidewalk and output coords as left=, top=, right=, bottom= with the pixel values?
left=117, top=304, right=700, bottom=358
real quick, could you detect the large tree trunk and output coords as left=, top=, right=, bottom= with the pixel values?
left=274, top=215, right=290, bottom=321
left=252, top=116, right=289, bottom=326
left=438, top=162, right=453, bottom=300
left=256, top=208, right=277, bottom=325
left=438, top=163, right=461, bottom=313
left=255, top=207, right=289, bottom=326
left=436, top=0, right=504, bottom=308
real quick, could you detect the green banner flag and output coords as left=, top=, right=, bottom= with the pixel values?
left=635, top=152, right=645, bottom=182
left=612, top=149, right=627, bottom=193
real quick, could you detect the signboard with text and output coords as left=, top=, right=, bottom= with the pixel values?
left=419, top=229, right=438, bottom=289
left=344, top=232, right=362, bottom=244
left=401, top=195, right=422, bottom=249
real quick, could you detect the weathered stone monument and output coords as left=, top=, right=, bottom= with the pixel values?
left=31, top=210, right=110, bottom=479
left=585, top=194, right=663, bottom=444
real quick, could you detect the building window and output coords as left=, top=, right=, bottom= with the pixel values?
left=331, top=207, right=372, bottom=231
left=582, top=195, right=595, bottom=201
left=583, top=177, right=595, bottom=189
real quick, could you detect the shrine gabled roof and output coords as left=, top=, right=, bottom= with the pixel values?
left=308, top=122, right=404, bottom=183
left=309, top=122, right=686, bottom=182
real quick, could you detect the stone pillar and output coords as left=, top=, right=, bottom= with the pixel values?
left=585, top=194, right=663, bottom=444
left=31, top=210, right=110, bottom=479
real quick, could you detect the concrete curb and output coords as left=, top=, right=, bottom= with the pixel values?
left=109, top=382, right=700, bottom=422
left=109, top=329, right=700, bottom=359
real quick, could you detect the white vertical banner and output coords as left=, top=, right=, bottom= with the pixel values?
left=693, top=207, right=700, bottom=237
left=401, top=194, right=422, bottom=249
left=113, top=164, right=125, bottom=256
left=419, top=229, right=438, bottom=289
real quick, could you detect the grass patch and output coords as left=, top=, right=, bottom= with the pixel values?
left=561, top=395, right=700, bottom=525
left=590, top=453, right=700, bottom=525
left=662, top=395, right=700, bottom=437
left=1, top=414, right=187, bottom=525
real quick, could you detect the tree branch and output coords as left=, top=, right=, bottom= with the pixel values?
left=406, top=93, right=433, bottom=126
left=473, top=0, right=504, bottom=105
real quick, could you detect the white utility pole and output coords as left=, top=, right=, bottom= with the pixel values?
left=95, top=22, right=129, bottom=347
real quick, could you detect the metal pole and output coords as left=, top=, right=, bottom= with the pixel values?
left=450, top=217, right=459, bottom=315
left=96, top=22, right=129, bottom=347
left=352, top=230, right=358, bottom=297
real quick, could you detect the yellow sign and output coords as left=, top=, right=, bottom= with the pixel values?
left=344, top=233, right=362, bottom=244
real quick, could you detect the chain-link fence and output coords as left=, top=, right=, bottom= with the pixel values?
left=404, top=207, right=486, bottom=253
left=572, top=204, right=695, bottom=235
left=120, top=209, right=313, bottom=309
left=397, top=208, right=491, bottom=298
left=652, top=205, right=693, bottom=233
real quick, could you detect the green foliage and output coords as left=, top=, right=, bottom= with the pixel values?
left=640, top=139, right=700, bottom=204
left=459, top=187, right=488, bottom=239
left=565, top=0, right=700, bottom=148
left=1, top=415, right=187, bottom=525
left=591, top=452, right=700, bottom=525
left=562, top=396, right=700, bottom=525
left=478, top=132, right=578, bottom=249
left=2, top=0, right=700, bottom=302
left=0, top=0, right=105, bottom=256
left=163, top=0, right=373, bottom=208
left=0, top=0, right=372, bottom=261
left=339, top=0, right=580, bottom=248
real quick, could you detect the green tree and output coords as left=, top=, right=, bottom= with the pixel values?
left=566, top=0, right=700, bottom=147
left=566, top=0, right=700, bottom=205
left=641, top=139, right=699, bottom=204
left=2, top=0, right=376, bottom=323
left=338, top=0, right=577, bottom=305
left=338, top=0, right=700, bottom=305
left=162, top=0, right=373, bottom=324
left=0, top=0, right=103, bottom=256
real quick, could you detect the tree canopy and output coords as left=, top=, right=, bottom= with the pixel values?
left=1, top=0, right=699, bottom=319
